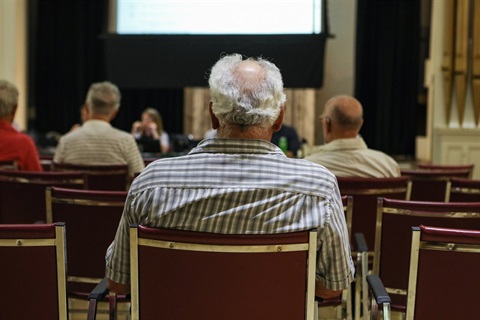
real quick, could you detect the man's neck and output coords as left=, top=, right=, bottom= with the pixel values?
left=89, top=114, right=111, bottom=122
left=217, top=124, right=274, bottom=141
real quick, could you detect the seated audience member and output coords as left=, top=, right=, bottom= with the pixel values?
left=131, top=108, right=170, bottom=153
left=305, top=95, right=400, bottom=178
left=106, top=53, right=354, bottom=299
left=53, top=81, right=144, bottom=177
left=271, top=123, right=301, bottom=157
left=0, top=79, right=42, bottom=171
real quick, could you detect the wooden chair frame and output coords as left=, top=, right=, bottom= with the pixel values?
left=130, top=225, right=318, bottom=320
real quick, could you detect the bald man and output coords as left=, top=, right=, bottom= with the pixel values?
left=305, top=95, right=400, bottom=178
left=106, top=54, right=354, bottom=299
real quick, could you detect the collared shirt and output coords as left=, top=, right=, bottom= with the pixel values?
left=54, top=120, right=144, bottom=177
left=0, top=119, right=42, bottom=171
left=305, top=137, right=401, bottom=178
left=106, top=138, right=354, bottom=291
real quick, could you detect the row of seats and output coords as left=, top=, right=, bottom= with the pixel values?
left=1, top=190, right=478, bottom=320
left=0, top=163, right=478, bottom=319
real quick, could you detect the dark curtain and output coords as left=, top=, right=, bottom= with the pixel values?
left=28, top=0, right=184, bottom=136
left=355, top=0, right=420, bottom=157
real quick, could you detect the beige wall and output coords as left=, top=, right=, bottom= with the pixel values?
left=0, top=0, right=27, bottom=130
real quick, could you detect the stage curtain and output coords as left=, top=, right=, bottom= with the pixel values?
left=355, top=0, right=421, bottom=157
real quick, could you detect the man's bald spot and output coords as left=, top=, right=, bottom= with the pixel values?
left=233, top=60, right=266, bottom=87
left=326, top=95, right=363, bottom=131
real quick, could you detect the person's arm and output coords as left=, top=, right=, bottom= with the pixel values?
left=108, top=279, right=129, bottom=294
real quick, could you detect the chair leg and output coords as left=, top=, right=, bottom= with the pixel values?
left=109, top=293, right=117, bottom=320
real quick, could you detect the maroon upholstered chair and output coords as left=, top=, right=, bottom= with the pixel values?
left=447, top=178, right=480, bottom=202
left=405, top=225, right=480, bottom=319
left=53, top=162, right=129, bottom=191
left=373, top=198, right=480, bottom=316
left=417, top=163, right=474, bottom=178
left=129, top=225, right=317, bottom=320
left=0, top=223, right=68, bottom=320
left=336, top=176, right=410, bottom=257
left=400, top=169, right=470, bottom=202
left=46, top=186, right=127, bottom=317
left=0, top=170, right=85, bottom=224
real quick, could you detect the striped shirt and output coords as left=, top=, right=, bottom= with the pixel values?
left=53, top=120, right=145, bottom=177
left=106, top=138, right=354, bottom=290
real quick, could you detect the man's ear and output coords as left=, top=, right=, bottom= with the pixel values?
left=209, top=102, right=220, bottom=129
left=272, top=106, right=284, bottom=132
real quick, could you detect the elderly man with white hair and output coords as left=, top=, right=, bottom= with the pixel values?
left=106, top=54, right=354, bottom=299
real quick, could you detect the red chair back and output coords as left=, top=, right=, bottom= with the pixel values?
left=374, top=198, right=480, bottom=313
left=0, top=170, right=85, bottom=224
left=448, top=178, right=480, bottom=202
left=401, top=169, right=470, bottom=201
left=417, top=163, right=474, bottom=178
left=46, top=186, right=127, bottom=296
left=0, top=223, right=68, bottom=319
left=407, top=225, right=480, bottom=319
left=53, top=162, right=129, bottom=191
left=130, top=226, right=317, bottom=320
left=336, top=176, right=410, bottom=251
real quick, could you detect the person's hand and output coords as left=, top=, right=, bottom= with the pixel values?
left=131, top=121, right=142, bottom=134
left=145, top=122, right=159, bottom=139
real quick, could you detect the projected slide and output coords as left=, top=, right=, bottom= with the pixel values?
left=117, top=0, right=322, bottom=35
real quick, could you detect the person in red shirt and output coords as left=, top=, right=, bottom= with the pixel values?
left=0, top=79, right=42, bottom=171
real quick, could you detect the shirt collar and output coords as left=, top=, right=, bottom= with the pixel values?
left=317, top=136, right=368, bottom=152
left=189, top=138, right=285, bottom=156
left=82, top=119, right=112, bottom=129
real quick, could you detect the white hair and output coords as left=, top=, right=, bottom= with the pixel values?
left=208, top=53, right=286, bottom=127
left=0, top=79, right=19, bottom=118
left=85, top=81, right=121, bottom=116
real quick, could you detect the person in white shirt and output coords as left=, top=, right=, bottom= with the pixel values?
left=305, top=95, right=400, bottom=178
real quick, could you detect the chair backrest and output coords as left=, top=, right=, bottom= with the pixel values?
left=53, top=162, right=129, bottom=191
left=447, top=178, right=480, bottom=202
left=130, top=225, right=317, bottom=320
left=406, top=225, right=480, bottom=320
left=417, top=163, right=474, bottom=179
left=46, top=186, right=127, bottom=295
left=374, top=198, right=480, bottom=312
left=0, top=160, right=18, bottom=171
left=336, top=176, right=410, bottom=251
left=0, top=223, right=68, bottom=319
left=0, top=170, right=85, bottom=224
left=401, top=169, right=470, bottom=202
